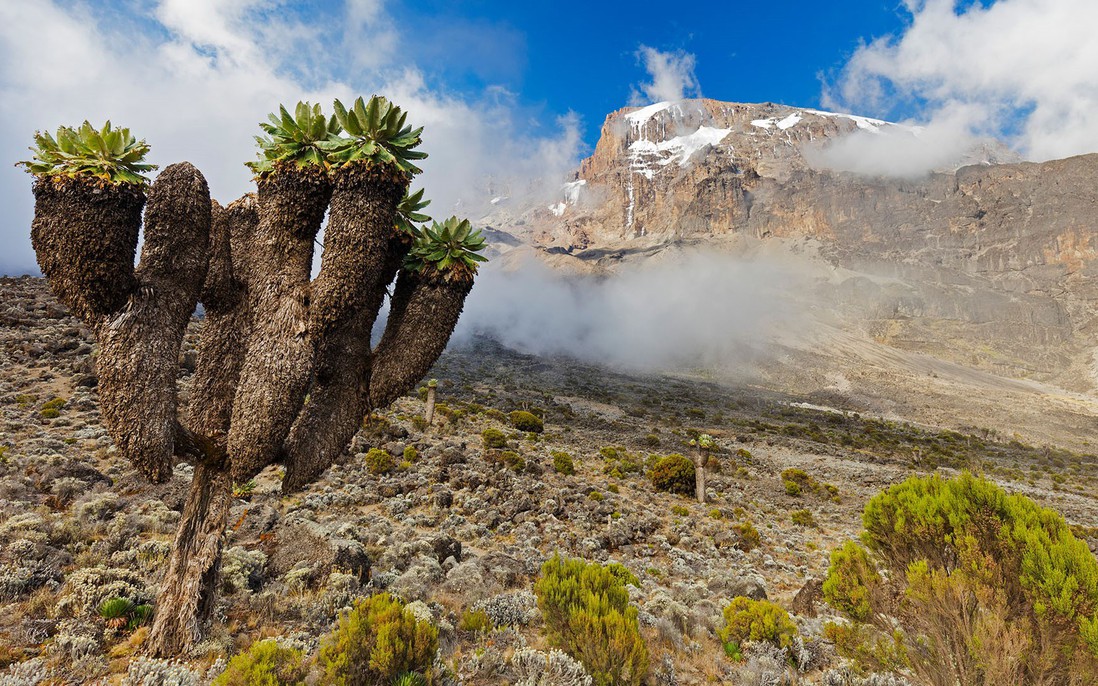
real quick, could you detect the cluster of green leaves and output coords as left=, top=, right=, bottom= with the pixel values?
left=823, top=472, right=1098, bottom=683
left=718, top=597, right=798, bottom=658
left=534, top=554, right=648, bottom=686
left=329, top=96, right=426, bottom=174
left=213, top=639, right=308, bottom=686
left=780, top=467, right=839, bottom=501
left=395, top=188, right=431, bottom=238
left=19, top=121, right=157, bottom=187
left=647, top=453, right=695, bottom=497
left=247, top=96, right=425, bottom=177
left=97, top=597, right=153, bottom=632
left=691, top=433, right=718, bottom=450
left=404, top=217, right=488, bottom=281
left=319, top=592, right=438, bottom=686
left=246, top=102, right=342, bottom=175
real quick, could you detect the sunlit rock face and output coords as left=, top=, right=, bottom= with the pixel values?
left=486, top=98, right=1098, bottom=390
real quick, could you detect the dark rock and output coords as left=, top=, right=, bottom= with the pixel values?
left=790, top=577, right=823, bottom=618
left=431, top=535, right=462, bottom=564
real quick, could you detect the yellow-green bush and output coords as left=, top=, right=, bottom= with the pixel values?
left=457, top=608, right=491, bottom=633
left=319, top=593, right=438, bottom=686
left=718, top=597, right=797, bottom=654
left=364, top=448, right=394, bottom=475
left=509, top=410, right=544, bottom=433
left=824, top=472, right=1098, bottom=685
left=647, top=454, right=694, bottom=497
left=481, top=428, right=508, bottom=449
left=822, top=541, right=879, bottom=623
left=213, top=639, right=307, bottom=686
left=534, top=554, right=648, bottom=686
left=552, top=450, right=576, bottom=475
left=732, top=521, right=761, bottom=552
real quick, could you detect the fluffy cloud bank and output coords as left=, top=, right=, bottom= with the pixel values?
left=820, top=0, right=1098, bottom=174
left=0, top=0, right=581, bottom=275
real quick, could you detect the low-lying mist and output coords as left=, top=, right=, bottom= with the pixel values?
left=451, top=250, right=808, bottom=372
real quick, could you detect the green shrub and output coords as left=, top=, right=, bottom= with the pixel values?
left=97, top=597, right=152, bottom=632
left=605, top=563, right=639, bottom=588
left=823, top=472, right=1098, bottom=683
left=534, top=554, right=648, bottom=686
left=552, top=450, right=576, bottom=476
left=718, top=597, right=797, bottom=653
left=647, top=454, right=695, bottom=496
left=732, top=521, right=761, bottom=552
left=790, top=509, right=817, bottom=528
left=822, top=541, right=879, bottom=623
left=670, top=505, right=689, bottom=517
left=40, top=407, right=60, bottom=419
left=588, top=491, right=604, bottom=502
left=509, top=410, right=544, bottom=433
left=319, top=593, right=438, bottom=686
left=213, top=639, right=307, bottom=686
left=232, top=479, right=257, bottom=499
left=403, top=446, right=418, bottom=462
left=365, top=448, right=394, bottom=475
left=482, top=428, right=508, bottom=449
left=494, top=450, right=525, bottom=472
left=781, top=468, right=811, bottom=496
left=458, top=608, right=492, bottom=633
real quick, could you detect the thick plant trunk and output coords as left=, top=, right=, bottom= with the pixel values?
left=145, top=195, right=252, bottom=657
left=308, top=163, right=405, bottom=338
left=281, top=238, right=406, bottom=492
left=146, top=463, right=232, bottom=657
left=425, top=385, right=436, bottom=425
left=695, top=453, right=708, bottom=504
left=93, top=164, right=212, bottom=482
left=281, top=163, right=404, bottom=491
left=228, top=169, right=329, bottom=481
left=368, top=269, right=473, bottom=410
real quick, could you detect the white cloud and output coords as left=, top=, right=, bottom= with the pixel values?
left=826, top=0, right=1098, bottom=164
left=455, top=250, right=805, bottom=371
left=0, top=0, right=580, bottom=275
left=631, top=45, right=701, bottom=105
left=804, top=103, right=988, bottom=177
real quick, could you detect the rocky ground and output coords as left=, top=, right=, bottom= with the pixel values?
left=2, top=275, right=1097, bottom=685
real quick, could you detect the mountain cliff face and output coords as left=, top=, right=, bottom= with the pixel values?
left=489, top=99, right=1098, bottom=392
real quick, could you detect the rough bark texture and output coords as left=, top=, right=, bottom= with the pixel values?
left=228, top=169, right=330, bottom=482
left=95, top=163, right=212, bottom=482
left=281, top=233, right=408, bottom=492
left=368, top=269, right=474, bottom=410
left=188, top=196, right=257, bottom=443
left=29, top=176, right=144, bottom=320
left=279, top=164, right=407, bottom=491
left=145, top=463, right=232, bottom=658
left=309, top=164, right=406, bottom=338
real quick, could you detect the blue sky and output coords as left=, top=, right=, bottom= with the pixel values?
left=374, top=0, right=910, bottom=145
left=1, top=0, right=1096, bottom=275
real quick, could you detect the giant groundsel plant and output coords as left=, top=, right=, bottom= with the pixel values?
left=21, top=97, right=483, bottom=657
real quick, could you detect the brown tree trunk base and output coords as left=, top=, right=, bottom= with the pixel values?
left=146, top=463, right=232, bottom=657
